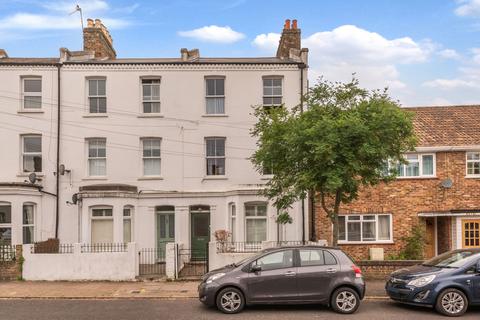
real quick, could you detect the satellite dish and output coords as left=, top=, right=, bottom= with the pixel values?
left=28, top=172, right=37, bottom=184
left=441, top=178, right=453, bottom=189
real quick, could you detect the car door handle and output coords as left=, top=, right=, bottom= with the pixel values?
left=326, top=268, right=337, bottom=274
left=284, top=271, right=296, bottom=276
left=466, top=280, right=471, bottom=286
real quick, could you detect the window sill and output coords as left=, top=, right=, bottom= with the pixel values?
left=465, top=175, right=480, bottom=179
left=17, top=173, right=44, bottom=178
left=202, top=176, right=228, bottom=181
left=82, top=114, right=109, bottom=118
left=137, top=176, right=164, bottom=181
left=396, top=176, right=437, bottom=180
left=338, top=241, right=394, bottom=245
left=18, top=110, right=44, bottom=114
left=137, top=114, right=164, bottom=118
left=202, top=114, right=228, bottom=118
left=260, top=175, right=273, bottom=180
left=82, top=177, right=108, bottom=181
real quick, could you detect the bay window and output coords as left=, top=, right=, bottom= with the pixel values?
left=123, top=206, right=133, bottom=243
left=91, top=207, right=113, bottom=244
left=0, top=203, right=12, bottom=245
left=23, top=204, right=35, bottom=244
left=245, top=203, right=267, bottom=243
left=338, top=214, right=392, bottom=243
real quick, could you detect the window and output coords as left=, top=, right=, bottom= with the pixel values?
left=245, top=203, right=267, bottom=243
left=253, top=250, right=293, bottom=271
left=142, top=138, right=161, bottom=176
left=229, top=203, right=236, bottom=242
left=299, top=249, right=337, bottom=266
left=263, top=77, right=282, bottom=106
left=88, top=139, right=106, bottom=176
left=205, top=78, right=225, bottom=114
left=22, top=135, right=42, bottom=173
left=142, top=78, right=160, bottom=113
left=206, top=137, right=225, bottom=175
left=91, top=207, right=113, bottom=243
left=88, top=78, right=106, bottom=113
left=23, top=204, right=34, bottom=244
left=396, top=153, right=435, bottom=177
left=466, top=152, right=480, bottom=176
left=0, top=203, right=12, bottom=245
left=22, top=77, right=42, bottom=109
left=123, top=207, right=133, bottom=243
left=338, top=214, right=392, bottom=243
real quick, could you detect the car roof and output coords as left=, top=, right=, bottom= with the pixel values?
left=262, top=245, right=340, bottom=252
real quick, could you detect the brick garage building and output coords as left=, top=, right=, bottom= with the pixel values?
left=315, top=105, right=480, bottom=260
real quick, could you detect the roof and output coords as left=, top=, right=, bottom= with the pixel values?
left=406, top=105, right=480, bottom=147
left=0, top=57, right=301, bottom=65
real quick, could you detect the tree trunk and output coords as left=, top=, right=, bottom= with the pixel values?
left=332, top=214, right=339, bottom=247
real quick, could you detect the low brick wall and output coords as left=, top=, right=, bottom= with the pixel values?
left=0, top=245, right=23, bottom=281
left=358, top=260, right=422, bottom=280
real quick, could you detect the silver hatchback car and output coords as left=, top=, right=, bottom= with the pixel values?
left=198, top=246, right=365, bottom=314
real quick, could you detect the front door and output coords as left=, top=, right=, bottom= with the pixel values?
left=425, top=218, right=436, bottom=259
left=156, top=208, right=175, bottom=255
left=462, top=220, right=480, bottom=248
left=190, top=207, right=210, bottom=260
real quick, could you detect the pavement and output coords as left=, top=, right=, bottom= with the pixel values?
left=0, top=279, right=387, bottom=299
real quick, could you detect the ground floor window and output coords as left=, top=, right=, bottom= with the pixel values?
left=91, top=207, right=113, bottom=244
left=462, top=219, right=480, bottom=248
left=123, top=206, right=133, bottom=243
left=338, top=214, right=391, bottom=243
left=0, top=203, right=12, bottom=245
left=245, top=203, right=267, bottom=243
left=229, top=203, right=236, bottom=242
left=23, top=204, right=35, bottom=244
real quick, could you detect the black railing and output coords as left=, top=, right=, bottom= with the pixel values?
left=31, top=243, right=74, bottom=254
left=0, top=245, right=15, bottom=262
left=177, top=246, right=208, bottom=277
left=216, top=241, right=262, bottom=253
left=81, top=243, right=127, bottom=253
left=138, top=248, right=167, bottom=276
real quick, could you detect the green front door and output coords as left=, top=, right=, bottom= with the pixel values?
left=190, top=211, right=210, bottom=260
left=157, top=209, right=175, bottom=256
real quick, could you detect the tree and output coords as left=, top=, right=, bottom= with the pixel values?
left=251, top=78, right=417, bottom=246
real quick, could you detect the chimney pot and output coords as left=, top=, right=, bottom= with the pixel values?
left=87, top=18, right=94, bottom=27
left=84, top=17, right=116, bottom=59
left=284, top=19, right=291, bottom=29
left=0, top=49, right=8, bottom=58
left=95, top=19, right=102, bottom=27
left=292, top=19, right=297, bottom=29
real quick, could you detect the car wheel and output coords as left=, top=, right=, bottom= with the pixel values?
left=216, top=287, right=245, bottom=314
left=330, top=287, right=360, bottom=314
left=435, top=288, right=468, bottom=317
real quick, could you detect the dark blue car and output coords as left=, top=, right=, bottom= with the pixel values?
left=386, top=249, right=480, bottom=316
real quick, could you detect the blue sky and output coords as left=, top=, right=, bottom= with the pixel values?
left=2, top=0, right=480, bottom=106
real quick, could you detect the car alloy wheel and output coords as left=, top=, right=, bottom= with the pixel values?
left=436, top=288, right=468, bottom=317
left=331, top=287, right=360, bottom=314
left=216, top=287, right=245, bottom=314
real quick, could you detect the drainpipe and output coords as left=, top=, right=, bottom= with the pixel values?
left=299, top=62, right=306, bottom=243
left=55, top=63, right=62, bottom=239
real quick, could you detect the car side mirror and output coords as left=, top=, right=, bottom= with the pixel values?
left=251, top=265, right=262, bottom=273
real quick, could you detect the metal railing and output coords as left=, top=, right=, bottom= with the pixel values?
left=138, top=248, right=167, bottom=276
left=216, top=241, right=262, bottom=253
left=81, top=243, right=127, bottom=253
left=0, top=245, right=15, bottom=262
left=31, top=243, right=74, bottom=254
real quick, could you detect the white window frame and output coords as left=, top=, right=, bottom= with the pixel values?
left=87, top=77, right=107, bottom=114
left=395, top=153, right=436, bottom=178
left=21, top=76, right=42, bottom=110
left=205, top=77, right=225, bottom=115
left=87, top=138, right=107, bottom=177
left=205, top=137, right=226, bottom=176
left=123, top=206, right=133, bottom=243
left=0, top=202, right=12, bottom=245
left=141, top=77, right=161, bottom=114
left=22, top=203, right=35, bottom=244
left=229, top=203, right=236, bottom=242
left=466, top=152, right=480, bottom=177
left=141, top=138, right=161, bottom=177
left=90, top=206, right=114, bottom=244
left=262, top=76, right=283, bottom=107
left=21, top=134, right=42, bottom=173
left=244, top=202, right=268, bottom=244
left=338, top=214, right=393, bottom=244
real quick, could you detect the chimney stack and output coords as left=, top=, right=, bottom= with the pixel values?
left=0, top=49, right=8, bottom=59
left=83, top=18, right=116, bottom=60
left=180, top=48, right=200, bottom=61
left=276, top=19, right=301, bottom=60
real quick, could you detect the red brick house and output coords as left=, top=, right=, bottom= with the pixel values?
left=315, top=105, right=480, bottom=260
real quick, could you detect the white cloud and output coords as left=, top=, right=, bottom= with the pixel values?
left=41, top=0, right=109, bottom=14
left=438, top=49, right=461, bottom=60
left=455, top=0, right=480, bottom=17
left=178, top=25, right=245, bottom=43
left=423, top=78, right=479, bottom=89
left=252, top=32, right=280, bottom=52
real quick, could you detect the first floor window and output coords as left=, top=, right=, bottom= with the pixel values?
left=123, top=207, right=132, bottom=243
left=88, top=138, right=106, bottom=176
left=397, top=153, right=434, bottom=177
left=22, top=77, right=42, bottom=109
left=263, top=77, right=282, bottom=106
left=0, top=203, right=12, bottom=245
left=338, top=214, right=391, bottom=242
left=142, top=78, right=161, bottom=113
left=23, top=204, right=34, bottom=244
left=88, top=78, right=107, bottom=113
left=206, top=137, right=225, bottom=175
left=142, top=138, right=161, bottom=176
left=91, top=208, right=113, bottom=244
left=205, top=78, right=225, bottom=114
left=245, top=203, right=267, bottom=243
left=467, top=152, right=480, bottom=176
left=22, top=135, right=42, bottom=173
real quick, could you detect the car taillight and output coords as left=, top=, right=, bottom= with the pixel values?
left=352, top=265, right=362, bottom=278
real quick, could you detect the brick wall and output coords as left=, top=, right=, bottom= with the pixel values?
left=358, top=260, right=422, bottom=280
left=315, top=151, right=480, bottom=260
left=0, top=245, right=22, bottom=281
